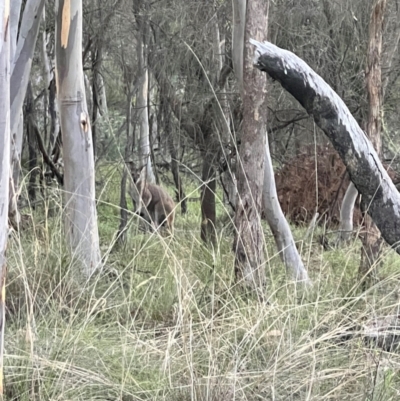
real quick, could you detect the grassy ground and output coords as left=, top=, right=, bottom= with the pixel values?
left=5, top=169, right=400, bottom=400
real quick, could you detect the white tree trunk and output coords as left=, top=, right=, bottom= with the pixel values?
left=9, top=0, right=45, bottom=227
left=263, top=138, right=311, bottom=284
left=337, top=182, right=358, bottom=243
left=10, top=0, right=45, bottom=135
left=0, top=1, right=10, bottom=393
left=137, top=35, right=155, bottom=183
left=55, top=0, right=101, bottom=277
left=40, top=8, right=60, bottom=154
left=10, top=0, right=22, bottom=62
left=232, top=0, right=246, bottom=95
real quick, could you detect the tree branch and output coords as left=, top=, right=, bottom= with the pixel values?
left=251, top=39, right=400, bottom=252
left=32, top=120, right=64, bottom=186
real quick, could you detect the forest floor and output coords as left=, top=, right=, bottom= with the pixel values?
left=5, top=166, right=400, bottom=400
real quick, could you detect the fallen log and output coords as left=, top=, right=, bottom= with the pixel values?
left=250, top=39, right=400, bottom=253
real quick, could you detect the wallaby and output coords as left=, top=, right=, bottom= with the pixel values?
left=129, top=167, right=175, bottom=234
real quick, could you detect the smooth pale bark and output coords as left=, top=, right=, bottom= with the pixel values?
left=232, top=0, right=246, bottom=95
left=10, top=0, right=22, bottom=62
left=137, top=35, right=155, bottom=183
left=263, top=138, right=311, bottom=284
left=251, top=40, right=400, bottom=253
left=40, top=10, right=60, bottom=154
left=0, top=1, right=10, bottom=394
left=9, top=0, right=45, bottom=227
left=337, top=182, right=358, bottom=242
left=10, top=0, right=45, bottom=135
left=233, top=1, right=268, bottom=295
left=55, top=0, right=101, bottom=276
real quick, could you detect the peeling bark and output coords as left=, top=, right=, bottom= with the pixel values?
left=251, top=40, right=400, bottom=253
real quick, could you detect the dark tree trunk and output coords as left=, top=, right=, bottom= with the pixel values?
left=25, top=82, right=37, bottom=203
left=171, top=148, right=187, bottom=214
left=359, top=0, right=387, bottom=286
left=116, top=92, right=133, bottom=245
left=251, top=40, right=400, bottom=254
left=200, top=152, right=216, bottom=244
left=91, top=45, right=102, bottom=159
left=48, top=77, right=58, bottom=155
left=166, top=115, right=187, bottom=215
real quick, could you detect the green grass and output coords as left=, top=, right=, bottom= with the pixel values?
left=5, top=172, right=400, bottom=400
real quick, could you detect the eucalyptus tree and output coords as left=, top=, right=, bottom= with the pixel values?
left=55, top=0, right=101, bottom=276
left=359, top=0, right=387, bottom=282
left=134, top=1, right=155, bottom=182
left=0, top=0, right=10, bottom=393
left=9, top=0, right=45, bottom=227
left=232, top=0, right=268, bottom=295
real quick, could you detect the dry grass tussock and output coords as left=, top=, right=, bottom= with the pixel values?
left=4, top=177, right=400, bottom=401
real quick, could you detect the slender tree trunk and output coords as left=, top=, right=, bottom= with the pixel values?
left=233, top=0, right=268, bottom=295
left=168, top=127, right=187, bottom=214
left=0, top=1, right=11, bottom=394
left=10, top=0, right=45, bottom=228
left=201, top=152, right=216, bottom=244
left=25, top=82, right=38, bottom=203
left=48, top=77, right=60, bottom=156
left=263, top=137, right=311, bottom=284
left=40, top=6, right=60, bottom=158
left=137, top=29, right=155, bottom=182
left=359, top=0, right=387, bottom=285
left=55, top=0, right=101, bottom=277
left=117, top=91, right=133, bottom=245
left=91, top=44, right=103, bottom=158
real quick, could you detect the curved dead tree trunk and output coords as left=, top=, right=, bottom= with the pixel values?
left=251, top=40, right=400, bottom=253
left=55, top=0, right=101, bottom=277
